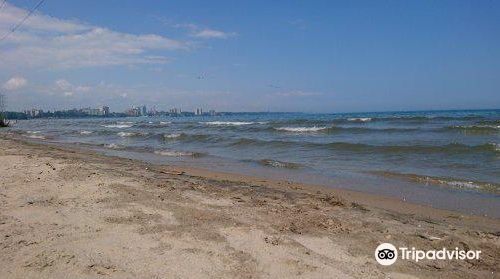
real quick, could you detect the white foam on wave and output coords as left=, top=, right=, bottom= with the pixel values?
left=25, top=131, right=45, bottom=139
left=117, top=132, right=149, bottom=137
left=492, top=143, right=500, bottom=152
left=154, top=150, right=193, bottom=157
left=27, top=134, right=45, bottom=139
left=421, top=176, right=498, bottom=192
left=348, top=117, right=372, bottom=122
left=117, top=121, right=135, bottom=124
left=202, top=121, right=254, bottom=126
left=275, top=126, right=328, bottom=132
left=432, top=179, right=482, bottom=190
left=117, top=132, right=135, bottom=137
left=80, top=130, right=93, bottom=135
left=105, top=143, right=121, bottom=149
left=258, top=159, right=299, bottom=169
left=103, top=124, right=133, bottom=128
left=163, top=133, right=181, bottom=139
left=160, top=121, right=172, bottom=125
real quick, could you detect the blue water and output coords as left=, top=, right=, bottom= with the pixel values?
left=5, top=109, right=500, bottom=217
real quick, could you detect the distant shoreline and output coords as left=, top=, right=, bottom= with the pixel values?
left=3, top=108, right=500, bottom=120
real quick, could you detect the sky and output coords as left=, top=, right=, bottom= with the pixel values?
left=0, top=0, right=499, bottom=113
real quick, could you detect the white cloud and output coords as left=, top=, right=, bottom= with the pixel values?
left=75, top=86, right=91, bottom=92
left=0, top=3, right=189, bottom=70
left=56, top=79, right=71, bottom=90
left=172, top=22, right=235, bottom=39
left=2, top=76, right=28, bottom=90
left=53, top=79, right=92, bottom=96
left=272, top=91, right=324, bottom=97
left=191, top=29, right=235, bottom=39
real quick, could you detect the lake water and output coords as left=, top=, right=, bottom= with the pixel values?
left=5, top=109, right=500, bottom=217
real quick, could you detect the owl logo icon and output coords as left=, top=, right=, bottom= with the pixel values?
left=375, top=243, right=398, bottom=265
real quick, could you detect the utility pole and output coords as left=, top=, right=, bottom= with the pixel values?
left=0, top=93, right=5, bottom=113
left=0, top=93, right=6, bottom=127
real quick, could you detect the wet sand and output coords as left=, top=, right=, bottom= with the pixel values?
left=0, top=136, right=499, bottom=279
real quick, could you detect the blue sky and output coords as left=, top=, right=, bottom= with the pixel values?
left=0, top=0, right=499, bottom=112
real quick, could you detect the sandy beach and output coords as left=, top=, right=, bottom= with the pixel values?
left=1, top=136, right=499, bottom=279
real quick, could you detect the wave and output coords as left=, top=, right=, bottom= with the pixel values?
left=103, top=124, right=133, bottom=128
left=104, top=143, right=123, bottom=149
left=24, top=131, right=46, bottom=139
left=257, top=159, right=301, bottom=169
left=161, top=133, right=214, bottom=143
left=348, top=117, right=372, bottom=122
left=371, top=115, right=485, bottom=122
left=265, top=115, right=488, bottom=126
left=163, top=133, right=181, bottom=139
left=268, top=119, right=333, bottom=125
left=134, top=121, right=173, bottom=128
left=201, top=121, right=256, bottom=126
left=117, top=131, right=150, bottom=137
left=229, top=138, right=500, bottom=155
left=273, top=126, right=416, bottom=133
left=315, top=142, right=500, bottom=155
left=80, top=130, right=93, bottom=135
left=446, top=125, right=500, bottom=133
left=275, top=126, right=331, bottom=133
left=27, top=134, right=46, bottom=139
left=369, top=171, right=500, bottom=195
left=154, top=149, right=203, bottom=157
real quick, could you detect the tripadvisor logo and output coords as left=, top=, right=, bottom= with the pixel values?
left=375, top=243, right=481, bottom=266
left=375, top=243, right=398, bottom=266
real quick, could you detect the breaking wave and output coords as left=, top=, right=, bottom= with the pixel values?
left=229, top=138, right=500, bottom=155
left=154, top=149, right=203, bottom=157
left=369, top=171, right=500, bottom=195
left=274, top=126, right=331, bottom=133
left=80, top=130, right=93, bottom=135
left=347, top=117, right=372, bottom=122
left=103, top=124, right=133, bottom=128
left=202, top=121, right=255, bottom=126
left=257, top=159, right=301, bottom=169
left=117, top=132, right=150, bottom=137
left=445, top=125, right=500, bottom=133
left=163, top=133, right=182, bottom=139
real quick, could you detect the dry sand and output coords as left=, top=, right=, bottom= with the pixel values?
left=0, top=137, right=499, bottom=279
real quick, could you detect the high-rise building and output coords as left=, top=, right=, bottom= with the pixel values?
left=100, top=106, right=110, bottom=116
left=141, top=105, right=147, bottom=116
left=81, top=106, right=109, bottom=116
left=125, top=106, right=141, bottom=116
left=24, top=108, right=43, bottom=118
left=169, top=108, right=182, bottom=115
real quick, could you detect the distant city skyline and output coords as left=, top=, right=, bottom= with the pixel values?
left=1, top=1, right=499, bottom=112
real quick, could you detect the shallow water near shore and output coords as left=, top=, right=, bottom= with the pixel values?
left=5, top=109, right=500, bottom=217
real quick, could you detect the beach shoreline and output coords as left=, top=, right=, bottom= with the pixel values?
left=1, top=136, right=499, bottom=278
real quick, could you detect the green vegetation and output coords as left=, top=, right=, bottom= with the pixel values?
left=1, top=111, right=27, bottom=120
